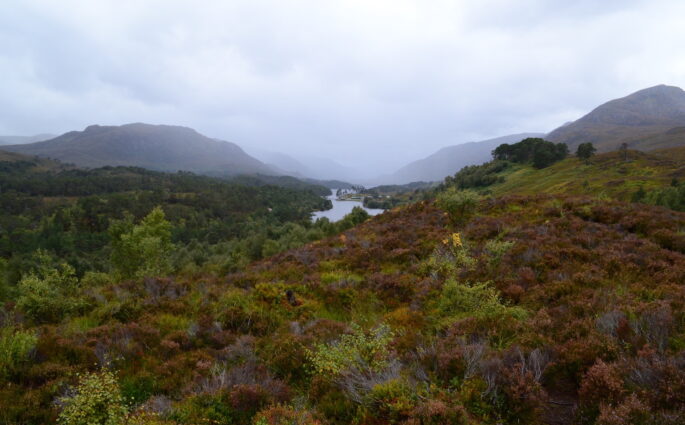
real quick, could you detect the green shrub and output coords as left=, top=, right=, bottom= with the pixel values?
left=436, top=279, right=526, bottom=326
left=484, top=239, right=514, bottom=267
left=213, top=288, right=254, bottom=331
left=170, top=392, right=233, bottom=425
left=119, top=374, right=157, bottom=406
left=154, top=313, right=192, bottom=336
left=645, top=182, right=685, bottom=211
left=58, top=369, right=128, bottom=425
left=0, top=326, right=37, bottom=378
left=436, top=188, right=480, bottom=225
left=422, top=233, right=476, bottom=278
left=307, top=324, right=394, bottom=377
left=338, top=207, right=371, bottom=229
left=16, top=254, right=84, bottom=323
left=213, top=287, right=281, bottom=334
left=444, top=160, right=509, bottom=191
left=80, top=271, right=112, bottom=287
left=109, top=207, right=174, bottom=279
left=368, top=378, right=417, bottom=422
left=261, top=239, right=282, bottom=258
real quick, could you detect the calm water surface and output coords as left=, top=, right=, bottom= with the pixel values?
left=311, top=191, right=384, bottom=222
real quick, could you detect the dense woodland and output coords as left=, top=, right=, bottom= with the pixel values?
left=0, top=160, right=378, bottom=301
left=1, top=140, right=685, bottom=425
left=491, top=137, right=569, bottom=169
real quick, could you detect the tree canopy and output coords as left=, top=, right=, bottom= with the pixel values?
left=491, top=137, right=569, bottom=168
left=576, top=142, right=597, bottom=161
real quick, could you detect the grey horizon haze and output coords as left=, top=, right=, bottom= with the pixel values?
left=1, top=0, right=684, bottom=174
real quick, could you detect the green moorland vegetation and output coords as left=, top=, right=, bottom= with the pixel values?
left=443, top=143, right=685, bottom=209
left=1, top=139, right=685, bottom=425
left=377, top=140, right=685, bottom=212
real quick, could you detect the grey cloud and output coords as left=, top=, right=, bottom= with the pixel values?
left=0, top=0, right=684, bottom=172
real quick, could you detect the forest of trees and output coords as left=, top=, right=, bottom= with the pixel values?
left=491, top=137, right=569, bottom=168
left=0, top=161, right=372, bottom=300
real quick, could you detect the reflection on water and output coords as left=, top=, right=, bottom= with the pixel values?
left=311, top=191, right=384, bottom=222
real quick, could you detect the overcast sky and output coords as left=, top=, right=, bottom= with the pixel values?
left=1, top=0, right=684, bottom=171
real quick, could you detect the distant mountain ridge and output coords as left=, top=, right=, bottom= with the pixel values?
left=2, top=123, right=276, bottom=176
left=383, top=133, right=544, bottom=184
left=250, top=149, right=363, bottom=182
left=547, top=84, right=685, bottom=151
left=0, top=134, right=56, bottom=145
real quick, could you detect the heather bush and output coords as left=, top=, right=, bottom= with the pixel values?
left=496, top=359, right=549, bottom=424
left=257, top=332, right=309, bottom=384
left=252, top=404, right=321, bottom=425
left=229, top=384, right=273, bottom=423
left=623, top=348, right=685, bottom=409
left=405, top=399, right=468, bottom=425
left=578, top=360, right=625, bottom=423
left=596, top=394, right=651, bottom=425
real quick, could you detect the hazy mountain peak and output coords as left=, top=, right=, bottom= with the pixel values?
left=0, top=133, right=57, bottom=145
left=1, top=123, right=275, bottom=176
left=583, top=84, right=685, bottom=125
left=379, top=132, right=544, bottom=185
left=547, top=84, right=685, bottom=151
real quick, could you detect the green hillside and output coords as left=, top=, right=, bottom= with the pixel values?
left=1, top=143, right=685, bottom=424
left=439, top=145, right=685, bottom=208
left=489, top=147, right=685, bottom=200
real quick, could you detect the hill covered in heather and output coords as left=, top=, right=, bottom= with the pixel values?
left=2, top=163, right=685, bottom=424
left=2, top=125, right=685, bottom=424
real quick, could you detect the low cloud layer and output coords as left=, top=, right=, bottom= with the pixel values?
left=1, top=0, right=684, bottom=171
